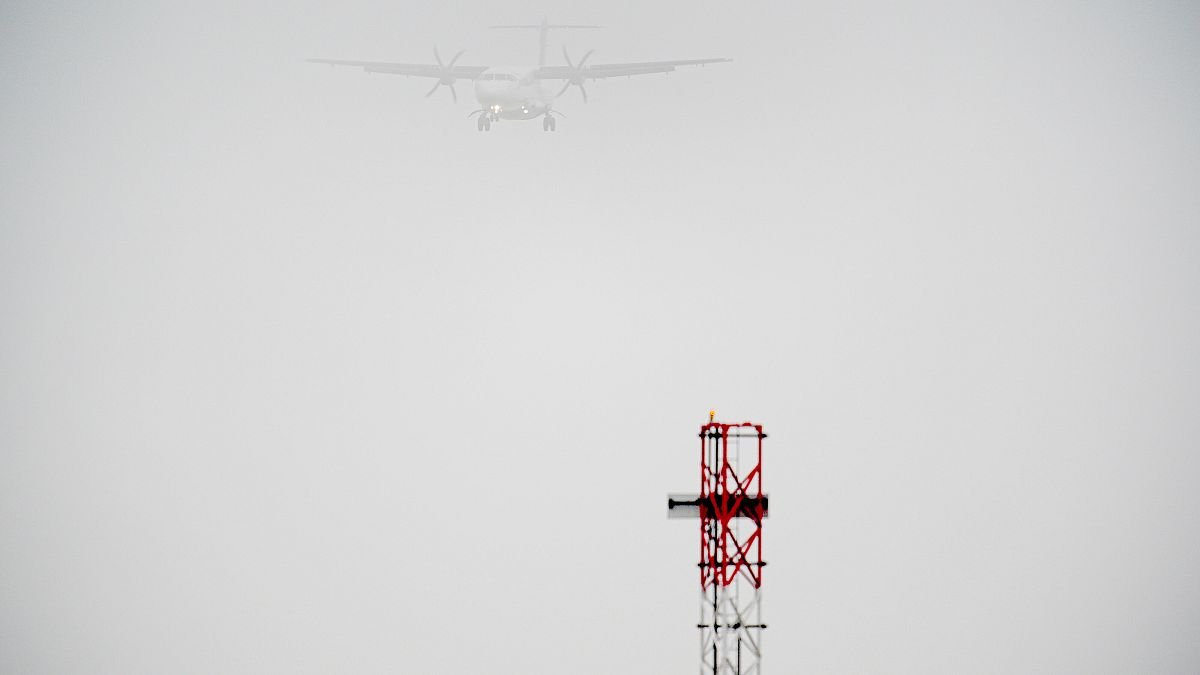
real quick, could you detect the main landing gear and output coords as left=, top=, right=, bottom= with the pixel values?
left=476, top=115, right=492, bottom=132
left=542, top=114, right=557, bottom=132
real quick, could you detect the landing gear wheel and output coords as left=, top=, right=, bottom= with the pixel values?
left=542, top=116, right=552, bottom=132
left=549, top=116, right=557, bottom=132
left=477, top=115, right=486, bottom=131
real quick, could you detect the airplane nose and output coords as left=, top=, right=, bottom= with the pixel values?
left=474, top=81, right=503, bottom=103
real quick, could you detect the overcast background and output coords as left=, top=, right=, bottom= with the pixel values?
left=2, top=1, right=1199, bottom=673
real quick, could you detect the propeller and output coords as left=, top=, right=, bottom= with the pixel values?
left=557, top=46, right=595, bottom=103
left=425, top=46, right=465, bottom=103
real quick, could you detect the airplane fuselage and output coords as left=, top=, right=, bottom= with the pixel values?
left=473, top=67, right=553, bottom=119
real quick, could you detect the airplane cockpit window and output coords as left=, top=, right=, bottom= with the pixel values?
left=481, top=72, right=553, bottom=83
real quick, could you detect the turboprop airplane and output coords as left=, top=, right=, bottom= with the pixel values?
left=309, top=19, right=731, bottom=131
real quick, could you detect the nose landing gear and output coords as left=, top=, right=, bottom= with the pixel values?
left=476, top=115, right=491, bottom=132
left=542, top=114, right=557, bottom=132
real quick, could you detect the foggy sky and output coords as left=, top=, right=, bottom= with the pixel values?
left=2, top=1, right=1199, bottom=673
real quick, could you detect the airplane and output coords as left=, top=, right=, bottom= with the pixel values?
left=309, top=19, right=731, bottom=131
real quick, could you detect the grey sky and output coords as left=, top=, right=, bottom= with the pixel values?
left=2, top=1, right=1199, bottom=673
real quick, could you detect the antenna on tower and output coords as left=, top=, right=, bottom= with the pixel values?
left=489, top=17, right=601, bottom=67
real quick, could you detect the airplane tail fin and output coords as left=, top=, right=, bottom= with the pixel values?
left=490, top=21, right=600, bottom=67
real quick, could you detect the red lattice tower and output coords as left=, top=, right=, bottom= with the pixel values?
left=669, top=413, right=769, bottom=675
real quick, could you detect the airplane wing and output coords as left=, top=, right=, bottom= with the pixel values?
left=538, top=58, right=730, bottom=80
left=308, top=59, right=489, bottom=80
